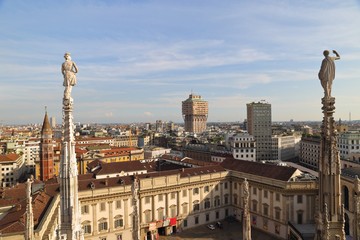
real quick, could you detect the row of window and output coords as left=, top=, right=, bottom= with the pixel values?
left=252, top=188, right=282, bottom=202
left=82, top=218, right=124, bottom=234
left=184, top=209, right=228, bottom=227
left=234, top=149, right=255, bottom=153
left=81, top=200, right=122, bottom=214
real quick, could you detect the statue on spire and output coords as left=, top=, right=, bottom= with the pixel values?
left=62, top=52, right=78, bottom=100
left=318, top=50, right=340, bottom=98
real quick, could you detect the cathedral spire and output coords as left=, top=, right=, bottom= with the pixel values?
left=58, top=53, right=83, bottom=240
left=315, top=50, right=345, bottom=240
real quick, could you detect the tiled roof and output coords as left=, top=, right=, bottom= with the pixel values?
left=92, top=160, right=157, bottom=176
left=0, top=182, right=56, bottom=234
left=0, top=153, right=20, bottom=162
left=220, top=158, right=299, bottom=181
left=78, top=164, right=227, bottom=191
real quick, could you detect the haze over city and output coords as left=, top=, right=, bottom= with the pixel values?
left=1, top=0, right=360, bottom=124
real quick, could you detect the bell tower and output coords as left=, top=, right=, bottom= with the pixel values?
left=40, top=108, right=54, bottom=181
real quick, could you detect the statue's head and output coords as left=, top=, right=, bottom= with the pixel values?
left=323, top=50, right=330, bottom=57
left=64, top=52, right=71, bottom=60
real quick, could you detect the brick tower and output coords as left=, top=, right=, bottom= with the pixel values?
left=40, top=109, right=54, bottom=181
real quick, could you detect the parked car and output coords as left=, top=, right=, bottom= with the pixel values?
left=207, top=224, right=216, bottom=230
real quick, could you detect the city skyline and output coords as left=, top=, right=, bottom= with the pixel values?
left=1, top=1, right=360, bottom=124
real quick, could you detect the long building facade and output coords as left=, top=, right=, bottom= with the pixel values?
left=0, top=156, right=325, bottom=240
left=182, top=94, right=208, bottom=134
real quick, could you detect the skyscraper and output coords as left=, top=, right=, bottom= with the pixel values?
left=50, top=116, right=56, bottom=128
left=182, top=93, right=208, bottom=133
left=246, top=101, right=272, bottom=161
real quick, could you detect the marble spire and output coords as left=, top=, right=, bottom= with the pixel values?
left=58, top=53, right=83, bottom=240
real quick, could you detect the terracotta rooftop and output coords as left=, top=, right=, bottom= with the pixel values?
left=0, top=181, right=57, bottom=235
left=220, top=158, right=300, bottom=182
left=160, top=154, right=216, bottom=167
left=90, top=160, right=157, bottom=176
left=0, top=153, right=20, bottom=162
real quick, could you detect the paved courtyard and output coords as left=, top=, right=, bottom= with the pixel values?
left=159, top=220, right=281, bottom=240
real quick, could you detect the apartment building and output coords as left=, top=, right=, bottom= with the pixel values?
left=227, top=132, right=256, bottom=161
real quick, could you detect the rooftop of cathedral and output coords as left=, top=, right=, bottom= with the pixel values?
left=341, top=167, right=360, bottom=179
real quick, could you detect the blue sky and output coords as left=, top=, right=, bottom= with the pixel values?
left=1, top=0, right=360, bottom=125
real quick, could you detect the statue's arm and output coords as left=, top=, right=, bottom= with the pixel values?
left=72, top=62, right=79, bottom=73
left=333, top=50, right=340, bottom=60
left=61, top=65, right=65, bottom=76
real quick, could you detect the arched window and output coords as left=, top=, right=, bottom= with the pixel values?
left=233, top=194, right=238, bottom=205
left=193, top=200, right=200, bottom=212
left=214, top=196, right=220, bottom=207
left=157, top=207, right=164, bottom=220
left=204, top=198, right=211, bottom=209
left=170, top=204, right=177, bottom=218
left=82, top=221, right=91, bottom=234
left=144, top=209, right=151, bottom=223
left=252, top=200, right=258, bottom=212
left=181, top=202, right=188, bottom=214
left=114, top=215, right=124, bottom=228
left=98, top=218, right=108, bottom=232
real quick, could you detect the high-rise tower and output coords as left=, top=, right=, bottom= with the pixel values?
left=58, top=53, right=83, bottom=240
left=182, top=93, right=208, bottom=133
left=40, top=110, right=54, bottom=181
left=246, top=101, right=272, bottom=161
left=315, top=50, right=344, bottom=239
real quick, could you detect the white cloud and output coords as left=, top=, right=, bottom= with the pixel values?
left=144, top=112, right=153, bottom=117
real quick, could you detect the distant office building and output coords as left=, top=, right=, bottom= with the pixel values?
left=246, top=101, right=272, bottom=161
left=138, top=135, right=151, bottom=147
left=338, top=131, right=360, bottom=162
left=182, top=93, right=208, bottom=133
left=227, top=132, right=256, bottom=161
left=272, top=135, right=296, bottom=161
left=50, top=116, right=56, bottom=128
left=155, top=120, right=163, bottom=132
left=302, top=125, right=313, bottom=135
left=144, top=123, right=151, bottom=130
left=299, top=135, right=320, bottom=169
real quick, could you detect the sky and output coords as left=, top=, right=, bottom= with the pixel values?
left=1, top=0, right=360, bottom=125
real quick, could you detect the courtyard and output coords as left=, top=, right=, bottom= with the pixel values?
left=159, top=220, right=281, bottom=240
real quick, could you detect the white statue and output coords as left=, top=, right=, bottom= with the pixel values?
left=318, top=50, right=340, bottom=98
left=62, top=52, right=78, bottom=100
